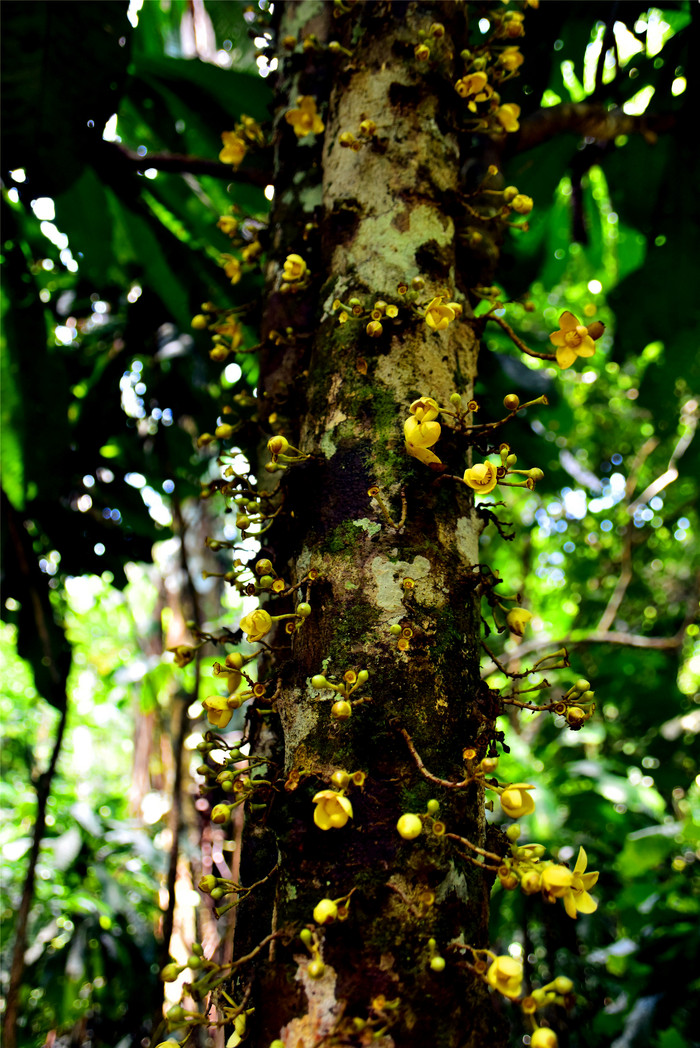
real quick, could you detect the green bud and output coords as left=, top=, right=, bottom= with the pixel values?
left=356, top=669, right=369, bottom=684
left=296, top=602, right=312, bottom=618
left=311, top=674, right=329, bottom=689
left=160, top=962, right=183, bottom=982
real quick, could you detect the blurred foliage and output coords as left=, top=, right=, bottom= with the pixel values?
left=1, top=1, right=698, bottom=1047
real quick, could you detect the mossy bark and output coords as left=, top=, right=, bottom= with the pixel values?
left=235, top=5, right=508, bottom=1046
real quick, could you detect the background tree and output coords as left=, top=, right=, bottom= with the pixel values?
left=1, top=3, right=698, bottom=1048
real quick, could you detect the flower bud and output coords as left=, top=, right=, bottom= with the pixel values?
left=307, top=958, right=326, bottom=979
left=199, top=875, right=217, bottom=893
left=531, top=1029, right=559, bottom=1048
left=311, top=674, right=329, bottom=689
left=511, top=194, right=533, bottom=215
left=554, top=976, right=574, bottom=994
left=575, top=678, right=591, bottom=692
left=357, top=669, right=369, bottom=684
left=331, top=769, right=350, bottom=789
left=430, top=955, right=446, bottom=971
left=296, top=602, right=312, bottom=618
left=313, top=898, right=338, bottom=924
left=210, top=803, right=232, bottom=824
left=267, top=435, right=289, bottom=456
left=331, top=700, right=352, bottom=720
left=160, top=963, right=183, bottom=982
left=191, top=314, right=209, bottom=330
left=503, top=394, right=520, bottom=411
left=397, top=813, right=423, bottom=839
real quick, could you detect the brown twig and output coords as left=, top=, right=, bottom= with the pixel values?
left=486, top=314, right=556, bottom=360
left=398, top=727, right=475, bottom=790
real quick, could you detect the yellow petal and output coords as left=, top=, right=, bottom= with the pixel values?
left=574, top=846, right=587, bottom=875
left=574, top=891, right=598, bottom=914
left=563, top=891, right=578, bottom=919
left=559, top=311, right=579, bottom=331
left=556, top=345, right=577, bottom=369
left=406, top=442, right=443, bottom=468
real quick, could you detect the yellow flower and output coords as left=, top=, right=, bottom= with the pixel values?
left=240, top=608, right=273, bottom=643
left=541, top=864, right=574, bottom=900
left=312, top=789, right=353, bottom=830
left=168, top=644, right=197, bottom=667
left=562, top=847, right=599, bottom=919
left=282, top=253, right=307, bottom=282
left=222, top=255, right=242, bottom=285
left=463, top=461, right=498, bottom=494
left=495, top=103, right=521, bottom=132
left=396, top=813, right=423, bottom=839
left=213, top=318, right=244, bottom=350
left=506, top=608, right=533, bottom=636
left=531, top=1030, right=558, bottom=1048
left=404, top=397, right=442, bottom=466
left=409, top=396, right=440, bottom=422
left=424, top=297, right=456, bottom=330
left=313, top=898, right=338, bottom=924
left=285, top=96, right=325, bottom=138
left=486, top=955, right=523, bottom=999
left=498, top=46, right=524, bottom=71
left=455, top=72, right=493, bottom=111
left=217, top=215, right=239, bottom=236
left=202, top=694, right=234, bottom=730
left=500, top=783, right=536, bottom=818
left=219, top=131, right=247, bottom=168
left=549, top=311, right=596, bottom=369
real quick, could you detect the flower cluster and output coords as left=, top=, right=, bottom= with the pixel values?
left=498, top=834, right=599, bottom=920
left=285, top=96, right=325, bottom=138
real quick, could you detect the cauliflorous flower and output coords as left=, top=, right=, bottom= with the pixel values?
left=541, top=864, right=574, bottom=900
left=396, top=813, right=423, bottom=839
left=222, top=255, right=242, bottom=285
left=405, top=397, right=443, bottom=467
left=219, top=131, right=247, bottom=168
left=282, top=253, right=307, bottom=282
left=487, top=955, right=523, bottom=999
left=531, top=1030, right=558, bottom=1048
left=463, top=461, right=498, bottom=494
left=313, top=898, right=339, bottom=924
left=424, top=297, right=457, bottom=330
left=312, top=789, right=353, bottom=830
left=168, top=644, right=198, bottom=667
left=202, top=694, right=234, bottom=730
left=239, top=608, right=273, bottom=643
left=495, top=103, right=521, bottom=132
left=500, top=783, right=536, bottom=818
left=498, top=46, right=524, bottom=71
left=562, top=847, right=599, bottom=919
left=285, top=96, right=325, bottom=138
left=454, top=72, right=493, bottom=111
left=549, top=311, right=596, bottom=369
left=506, top=608, right=533, bottom=636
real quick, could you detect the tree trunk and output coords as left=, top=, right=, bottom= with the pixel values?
left=232, top=4, right=508, bottom=1046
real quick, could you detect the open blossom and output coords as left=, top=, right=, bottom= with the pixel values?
left=549, top=311, right=596, bottom=368
left=487, top=955, right=523, bottom=999
left=498, top=46, right=524, bottom=71
left=282, top=254, right=307, bottom=282
left=285, top=96, right=325, bottom=138
left=239, top=608, right=272, bottom=643
left=312, top=789, right=353, bottom=830
left=202, top=694, right=234, bottom=730
left=463, top=460, right=498, bottom=494
left=500, top=783, right=536, bottom=818
left=424, top=297, right=457, bottom=331
left=454, top=72, right=493, bottom=111
left=506, top=608, right=533, bottom=636
left=562, top=847, right=599, bottom=919
left=405, top=397, right=443, bottom=467
left=219, top=131, right=247, bottom=168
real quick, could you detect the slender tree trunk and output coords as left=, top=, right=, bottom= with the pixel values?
left=233, top=4, right=508, bottom=1046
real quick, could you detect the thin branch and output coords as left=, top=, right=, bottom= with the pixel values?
left=516, top=103, right=677, bottom=154
left=398, top=727, right=475, bottom=790
left=103, top=140, right=272, bottom=188
left=486, top=314, right=556, bottom=361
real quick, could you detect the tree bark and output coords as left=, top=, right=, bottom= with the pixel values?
left=231, top=4, right=508, bottom=1047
